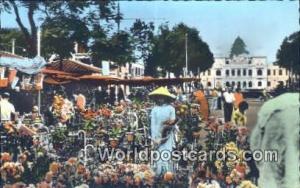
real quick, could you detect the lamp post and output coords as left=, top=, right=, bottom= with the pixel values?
left=185, top=33, right=188, bottom=77
left=12, top=39, right=15, bottom=54
left=37, top=28, right=41, bottom=114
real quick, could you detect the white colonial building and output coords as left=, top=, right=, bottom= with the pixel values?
left=200, top=55, right=289, bottom=90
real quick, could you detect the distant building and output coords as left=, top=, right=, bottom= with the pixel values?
left=110, top=62, right=145, bottom=78
left=200, top=55, right=289, bottom=90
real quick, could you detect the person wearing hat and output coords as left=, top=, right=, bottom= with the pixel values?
left=149, top=86, right=177, bottom=175
left=0, top=92, right=15, bottom=122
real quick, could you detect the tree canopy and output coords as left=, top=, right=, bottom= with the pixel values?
left=276, top=31, right=300, bottom=75
left=145, top=23, right=214, bottom=77
left=230, top=36, right=249, bottom=58
left=2, top=2, right=214, bottom=77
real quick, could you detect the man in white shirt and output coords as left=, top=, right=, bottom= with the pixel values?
left=0, top=92, right=15, bottom=121
left=223, top=88, right=235, bottom=122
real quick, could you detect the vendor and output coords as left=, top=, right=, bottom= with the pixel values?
left=193, top=87, right=209, bottom=121
left=149, top=86, right=177, bottom=175
left=29, top=106, right=43, bottom=124
left=0, top=92, right=16, bottom=122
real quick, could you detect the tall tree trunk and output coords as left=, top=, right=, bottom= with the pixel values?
left=9, top=0, right=37, bottom=57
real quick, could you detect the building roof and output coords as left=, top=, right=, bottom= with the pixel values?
left=0, top=51, right=24, bottom=59
left=46, top=59, right=101, bottom=75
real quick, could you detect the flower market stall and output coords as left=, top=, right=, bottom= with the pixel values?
left=1, top=53, right=258, bottom=188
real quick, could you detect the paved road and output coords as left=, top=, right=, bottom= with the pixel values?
left=210, top=99, right=264, bottom=131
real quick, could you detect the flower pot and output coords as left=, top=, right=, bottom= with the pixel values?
left=126, top=132, right=134, bottom=142
left=109, top=138, right=119, bottom=148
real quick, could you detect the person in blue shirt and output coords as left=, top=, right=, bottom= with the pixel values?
left=149, top=87, right=177, bottom=175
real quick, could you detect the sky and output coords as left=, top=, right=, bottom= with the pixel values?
left=1, top=1, right=299, bottom=63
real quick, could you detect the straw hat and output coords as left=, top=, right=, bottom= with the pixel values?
left=149, top=87, right=176, bottom=99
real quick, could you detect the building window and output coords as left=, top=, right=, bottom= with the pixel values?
left=216, top=70, right=221, bottom=76
left=243, top=81, right=247, bottom=88
left=237, top=69, right=241, bottom=76
left=208, top=70, right=211, bottom=76
left=207, top=81, right=211, bottom=87
left=248, top=70, right=252, bottom=76
left=232, top=81, right=235, bottom=87
left=226, top=82, right=230, bottom=87
left=243, top=69, right=247, bottom=76
left=267, top=81, right=271, bottom=86
left=258, top=81, right=262, bottom=86
left=202, top=71, right=205, bottom=76
left=267, top=69, right=271, bottom=75
left=279, top=69, right=282, bottom=75
left=231, top=69, right=235, bottom=76
left=237, top=81, right=241, bottom=88
left=273, top=70, right=276, bottom=75
left=226, top=70, right=229, bottom=76
left=226, top=60, right=229, bottom=64
left=257, top=69, right=263, bottom=76
left=248, top=81, right=252, bottom=88
left=248, top=59, right=252, bottom=64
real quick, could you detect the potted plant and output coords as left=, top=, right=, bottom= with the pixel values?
left=108, top=128, right=122, bottom=148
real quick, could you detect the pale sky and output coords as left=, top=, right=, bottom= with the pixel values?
left=1, top=1, right=299, bottom=62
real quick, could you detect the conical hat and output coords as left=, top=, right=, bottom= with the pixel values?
left=149, top=87, right=176, bottom=99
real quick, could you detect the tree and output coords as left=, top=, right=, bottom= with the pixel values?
left=4, top=0, right=40, bottom=57
left=91, top=30, right=135, bottom=67
left=130, top=19, right=155, bottom=61
left=2, top=1, right=117, bottom=58
left=0, top=28, right=28, bottom=56
left=230, top=36, right=249, bottom=58
left=147, top=23, right=214, bottom=77
left=41, top=15, right=90, bottom=59
left=276, top=31, right=300, bottom=75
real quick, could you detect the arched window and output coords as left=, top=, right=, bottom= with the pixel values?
left=237, top=69, right=241, bottom=76
left=226, top=70, right=230, bottom=76
left=258, top=81, right=262, bottom=86
left=237, top=81, right=241, bottom=87
left=216, top=70, right=221, bottom=76
left=248, top=81, right=252, bottom=88
left=243, top=69, right=247, bottom=76
left=226, top=82, right=230, bottom=87
left=231, top=69, right=235, bottom=76
left=243, top=81, right=247, bottom=88
left=248, top=70, right=252, bottom=76
left=232, top=81, right=235, bottom=87
left=207, top=81, right=211, bottom=87
left=279, top=69, right=282, bottom=75
left=257, top=69, right=263, bottom=76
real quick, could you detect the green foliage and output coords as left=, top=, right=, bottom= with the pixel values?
left=2, top=1, right=117, bottom=58
left=91, top=30, right=135, bottom=67
left=41, top=15, right=90, bottom=59
left=147, top=23, right=214, bottom=77
left=276, top=31, right=300, bottom=75
left=130, top=19, right=155, bottom=60
left=229, top=36, right=249, bottom=58
left=0, top=28, right=28, bottom=56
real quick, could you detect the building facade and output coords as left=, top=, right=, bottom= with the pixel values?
left=200, top=55, right=289, bottom=90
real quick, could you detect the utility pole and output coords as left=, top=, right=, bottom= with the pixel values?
left=12, top=39, right=15, bottom=54
left=37, top=27, right=41, bottom=114
left=185, top=33, right=188, bottom=77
